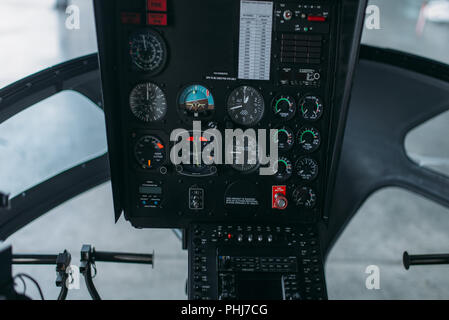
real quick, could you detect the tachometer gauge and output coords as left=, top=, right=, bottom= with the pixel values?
left=295, top=157, right=319, bottom=181
left=273, top=126, right=294, bottom=152
left=293, top=186, right=317, bottom=209
left=300, top=95, right=323, bottom=121
left=227, top=135, right=259, bottom=173
left=129, top=29, right=167, bottom=74
left=129, top=83, right=167, bottom=122
left=273, top=157, right=293, bottom=181
left=272, top=95, right=296, bottom=120
left=134, top=135, right=166, bottom=170
left=297, top=126, right=321, bottom=153
left=227, top=86, right=265, bottom=126
left=178, top=85, right=215, bottom=119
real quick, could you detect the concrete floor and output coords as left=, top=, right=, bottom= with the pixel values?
left=1, top=0, right=449, bottom=300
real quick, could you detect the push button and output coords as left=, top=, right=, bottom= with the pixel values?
left=147, top=0, right=167, bottom=12
left=147, top=13, right=167, bottom=26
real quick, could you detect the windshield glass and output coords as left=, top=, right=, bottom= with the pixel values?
left=362, top=0, right=449, bottom=65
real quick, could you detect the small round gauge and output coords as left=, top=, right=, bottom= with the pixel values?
left=272, top=95, right=296, bottom=120
left=178, top=85, right=215, bottom=119
left=295, top=157, right=319, bottom=181
left=129, top=29, right=167, bottom=74
left=297, top=126, right=321, bottom=153
left=227, top=135, right=259, bottom=173
left=129, top=83, right=167, bottom=122
left=273, top=157, right=293, bottom=181
left=227, top=86, right=265, bottom=126
left=273, top=126, right=294, bottom=152
left=293, top=186, right=317, bottom=209
left=300, top=95, right=323, bottom=121
left=134, top=135, right=166, bottom=170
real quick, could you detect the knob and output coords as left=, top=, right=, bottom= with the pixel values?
left=274, top=193, right=288, bottom=210
left=267, top=234, right=273, bottom=243
left=222, top=256, right=232, bottom=269
left=237, top=234, right=244, bottom=242
left=247, top=234, right=254, bottom=242
left=283, top=10, right=293, bottom=21
left=257, top=235, right=263, bottom=242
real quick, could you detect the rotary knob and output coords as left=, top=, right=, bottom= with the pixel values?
left=274, top=193, right=288, bottom=210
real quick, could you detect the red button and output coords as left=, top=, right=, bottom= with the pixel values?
left=147, top=13, right=167, bottom=26
left=148, top=0, right=167, bottom=12
left=120, top=12, right=141, bottom=25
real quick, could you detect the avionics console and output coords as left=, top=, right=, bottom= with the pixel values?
left=94, top=0, right=366, bottom=300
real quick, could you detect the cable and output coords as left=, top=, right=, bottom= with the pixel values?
left=14, top=275, right=27, bottom=295
left=14, top=273, right=45, bottom=300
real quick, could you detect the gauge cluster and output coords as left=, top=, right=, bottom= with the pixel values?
left=95, top=0, right=339, bottom=228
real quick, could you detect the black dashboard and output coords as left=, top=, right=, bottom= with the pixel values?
left=94, top=0, right=366, bottom=300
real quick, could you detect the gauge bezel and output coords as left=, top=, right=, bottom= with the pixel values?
left=273, top=156, right=293, bottom=181
left=299, top=94, right=324, bottom=121
left=129, top=82, right=168, bottom=123
left=177, top=84, right=216, bottom=122
left=297, top=126, right=321, bottom=153
left=295, top=156, right=319, bottom=182
left=271, top=94, right=297, bottom=121
left=128, top=28, right=168, bottom=75
left=274, top=126, right=295, bottom=153
left=226, top=85, right=266, bottom=127
left=132, top=132, right=168, bottom=172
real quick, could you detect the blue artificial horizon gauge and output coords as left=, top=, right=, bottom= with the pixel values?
left=178, top=85, right=215, bottom=119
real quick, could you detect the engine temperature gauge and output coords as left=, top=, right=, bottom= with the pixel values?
left=272, top=95, right=296, bottom=120
left=274, top=127, right=294, bottom=152
left=300, top=95, right=323, bottom=121
left=273, top=157, right=293, bottom=181
left=297, top=126, right=321, bottom=153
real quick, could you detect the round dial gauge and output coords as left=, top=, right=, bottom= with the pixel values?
left=129, top=29, right=167, bottom=74
left=300, top=95, right=323, bottom=121
left=227, top=86, right=265, bottom=126
left=178, top=85, right=215, bottom=119
left=274, top=126, right=294, bottom=152
left=295, top=157, right=319, bottom=181
left=293, top=186, right=317, bottom=209
left=134, top=135, right=166, bottom=170
left=129, top=83, right=167, bottom=122
left=297, top=126, right=321, bottom=153
left=227, top=135, right=259, bottom=173
left=273, top=157, right=293, bottom=181
left=272, top=95, right=296, bottom=120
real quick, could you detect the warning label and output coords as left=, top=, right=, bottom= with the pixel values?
left=225, top=197, right=259, bottom=206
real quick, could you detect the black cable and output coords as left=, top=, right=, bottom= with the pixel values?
left=14, top=273, right=45, bottom=300
left=14, top=275, right=27, bottom=295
